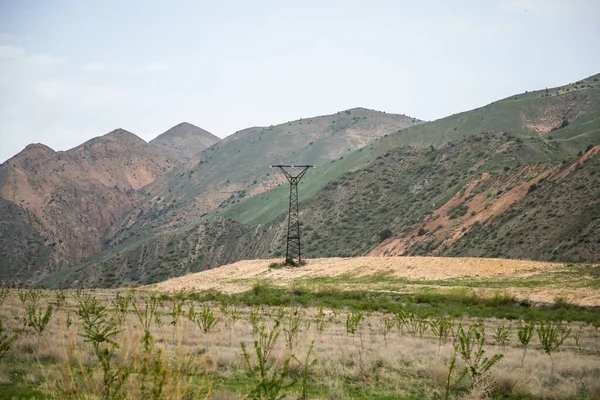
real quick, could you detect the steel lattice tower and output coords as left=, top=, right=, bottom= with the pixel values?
left=272, top=165, right=313, bottom=265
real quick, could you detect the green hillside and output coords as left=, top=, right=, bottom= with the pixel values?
left=223, top=73, right=600, bottom=228
left=105, top=108, right=422, bottom=247
left=255, top=134, right=599, bottom=260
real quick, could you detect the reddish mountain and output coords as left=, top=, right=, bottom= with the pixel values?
left=0, top=129, right=180, bottom=281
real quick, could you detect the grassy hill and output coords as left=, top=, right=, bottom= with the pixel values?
left=105, top=108, right=422, bottom=246
left=222, top=73, right=600, bottom=228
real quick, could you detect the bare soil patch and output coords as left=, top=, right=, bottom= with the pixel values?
left=149, top=256, right=559, bottom=293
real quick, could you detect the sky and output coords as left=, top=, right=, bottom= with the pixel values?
left=1, top=0, right=599, bottom=162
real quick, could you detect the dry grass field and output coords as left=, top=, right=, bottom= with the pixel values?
left=1, top=257, right=599, bottom=399
left=150, top=257, right=600, bottom=306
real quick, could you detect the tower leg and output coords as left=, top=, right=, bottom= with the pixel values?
left=285, top=178, right=301, bottom=265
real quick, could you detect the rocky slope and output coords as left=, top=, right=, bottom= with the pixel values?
left=0, top=129, right=179, bottom=282
left=444, top=145, right=600, bottom=262
left=0, top=198, right=51, bottom=282
left=149, top=122, right=220, bottom=160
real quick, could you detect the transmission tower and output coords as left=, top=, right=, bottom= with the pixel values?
left=271, top=165, right=314, bottom=265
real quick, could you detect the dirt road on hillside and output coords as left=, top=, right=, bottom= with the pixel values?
left=149, top=256, right=558, bottom=293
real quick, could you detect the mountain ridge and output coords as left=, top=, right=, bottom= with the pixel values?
left=0, top=107, right=424, bottom=284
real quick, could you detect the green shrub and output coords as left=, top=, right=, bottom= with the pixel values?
left=0, top=318, right=18, bottom=361
left=517, top=319, right=534, bottom=367
left=241, top=320, right=296, bottom=399
left=76, top=292, right=128, bottom=399
left=527, top=183, right=538, bottom=193
left=379, top=228, right=393, bottom=242
left=537, top=321, right=570, bottom=374
left=25, top=303, right=53, bottom=337
left=454, top=322, right=503, bottom=391
left=491, top=323, right=512, bottom=350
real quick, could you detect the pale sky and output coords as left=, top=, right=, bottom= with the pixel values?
left=1, top=0, right=599, bottom=162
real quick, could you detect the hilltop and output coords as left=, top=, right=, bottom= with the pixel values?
left=149, top=122, right=220, bottom=159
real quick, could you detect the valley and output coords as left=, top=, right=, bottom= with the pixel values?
left=2, top=4, right=599, bottom=398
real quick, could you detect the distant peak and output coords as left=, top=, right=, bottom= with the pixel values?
left=152, top=122, right=219, bottom=141
left=101, top=128, right=146, bottom=144
left=149, top=122, right=220, bottom=160
left=23, top=143, right=55, bottom=153
left=105, top=128, right=139, bottom=139
left=174, top=122, right=195, bottom=128
left=4, top=143, right=55, bottom=164
left=69, top=129, right=146, bottom=153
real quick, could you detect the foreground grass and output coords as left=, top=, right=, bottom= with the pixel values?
left=1, top=287, right=599, bottom=399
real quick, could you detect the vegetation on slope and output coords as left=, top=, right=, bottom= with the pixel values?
left=448, top=146, right=600, bottom=262
left=289, top=132, right=558, bottom=258
left=106, top=108, right=422, bottom=245
left=44, top=137, right=598, bottom=289
left=223, top=73, right=600, bottom=229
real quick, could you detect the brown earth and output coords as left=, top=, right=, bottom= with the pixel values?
left=369, top=164, right=558, bottom=256
left=149, top=256, right=558, bottom=293
left=149, top=256, right=600, bottom=306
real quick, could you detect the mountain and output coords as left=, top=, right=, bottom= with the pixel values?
left=105, top=108, right=423, bottom=246
left=0, top=129, right=180, bottom=283
left=41, top=73, right=600, bottom=288
left=0, top=109, right=422, bottom=284
left=149, top=122, right=220, bottom=160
